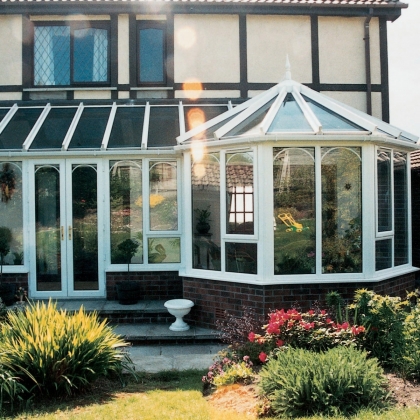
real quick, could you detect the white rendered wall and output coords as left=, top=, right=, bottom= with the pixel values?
left=322, top=91, right=382, bottom=120
left=319, top=17, right=381, bottom=85
left=174, top=14, right=240, bottom=84
left=118, top=14, right=130, bottom=85
left=0, top=16, right=22, bottom=86
left=247, top=15, right=312, bottom=84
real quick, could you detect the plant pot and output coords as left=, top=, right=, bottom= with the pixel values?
left=115, top=281, right=140, bottom=305
left=196, top=222, right=210, bottom=234
left=0, top=283, right=16, bottom=306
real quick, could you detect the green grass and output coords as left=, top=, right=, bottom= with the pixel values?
left=2, top=370, right=420, bottom=420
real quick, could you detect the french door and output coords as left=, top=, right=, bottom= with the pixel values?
left=29, top=160, right=105, bottom=298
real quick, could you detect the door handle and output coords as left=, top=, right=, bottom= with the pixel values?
left=68, top=226, right=72, bottom=240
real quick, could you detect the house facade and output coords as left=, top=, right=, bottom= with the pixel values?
left=0, top=0, right=418, bottom=328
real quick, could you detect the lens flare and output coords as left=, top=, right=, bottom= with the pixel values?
left=182, top=79, right=203, bottom=100
left=176, top=27, right=196, bottom=50
left=186, top=108, right=205, bottom=131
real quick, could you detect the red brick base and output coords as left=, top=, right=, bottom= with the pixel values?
left=183, top=273, right=417, bottom=329
left=0, top=273, right=28, bottom=291
left=106, top=271, right=183, bottom=301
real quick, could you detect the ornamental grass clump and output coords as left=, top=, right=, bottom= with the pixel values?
left=0, top=300, right=134, bottom=396
left=259, top=346, right=389, bottom=418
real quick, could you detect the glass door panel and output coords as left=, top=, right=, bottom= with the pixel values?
left=31, top=160, right=104, bottom=298
left=71, top=164, right=99, bottom=291
left=35, top=165, right=63, bottom=291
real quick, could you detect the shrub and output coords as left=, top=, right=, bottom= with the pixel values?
left=399, top=304, right=420, bottom=380
left=202, top=352, right=254, bottom=388
left=349, top=289, right=409, bottom=366
left=246, top=308, right=365, bottom=363
left=259, top=346, right=389, bottom=418
left=0, top=300, right=133, bottom=396
left=0, top=360, right=29, bottom=411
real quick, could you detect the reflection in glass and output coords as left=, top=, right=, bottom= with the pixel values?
left=376, top=239, right=392, bottom=271
left=303, top=96, right=362, bottom=131
left=268, top=94, right=312, bottom=133
left=394, top=152, right=408, bottom=266
left=0, top=108, right=43, bottom=150
left=148, top=237, right=180, bottom=264
left=226, top=152, right=254, bottom=234
left=0, top=162, right=23, bottom=266
left=226, top=242, right=257, bottom=274
left=35, top=165, right=61, bottom=291
left=322, top=147, right=362, bottom=273
left=377, top=149, right=392, bottom=232
left=273, top=148, right=315, bottom=274
left=72, top=165, right=98, bottom=290
left=149, top=161, right=178, bottom=231
left=192, top=153, right=221, bottom=271
left=110, top=161, right=143, bottom=264
left=108, top=108, right=145, bottom=148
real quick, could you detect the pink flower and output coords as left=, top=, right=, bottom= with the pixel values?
left=248, top=332, right=255, bottom=342
left=259, top=352, right=268, bottom=363
left=321, top=310, right=327, bottom=315
left=308, top=310, right=315, bottom=316
left=267, top=323, right=280, bottom=335
left=243, top=355, right=250, bottom=361
left=276, top=339, right=284, bottom=347
left=341, top=322, right=349, bottom=330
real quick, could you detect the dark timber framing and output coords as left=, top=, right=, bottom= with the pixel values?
left=12, top=5, right=400, bottom=110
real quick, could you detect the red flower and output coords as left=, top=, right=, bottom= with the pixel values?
left=248, top=332, right=255, bottom=342
left=276, top=339, right=284, bottom=347
left=259, top=352, right=268, bottom=363
left=308, top=309, right=315, bottom=316
left=341, top=322, right=349, bottom=330
left=266, top=323, right=280, bottom=335
left=321, top=310, right=327, bottom=315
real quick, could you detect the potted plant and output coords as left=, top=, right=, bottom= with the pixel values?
left=115, top=238, right=140, bottom=305
left=0, top=226, right=16, bottom=305
left=194, top=206, right=211, bottom=234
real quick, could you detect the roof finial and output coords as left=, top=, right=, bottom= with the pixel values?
left=285, top=54, right=292, bottom=81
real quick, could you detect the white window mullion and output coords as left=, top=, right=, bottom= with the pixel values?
left=315, top=146, right=322, bottom=274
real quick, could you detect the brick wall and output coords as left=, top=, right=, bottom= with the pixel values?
left=106, top=271, right=183, bottom=301
left=0, top=273, right=28, bottom=291
left=183, top=273, right=416, bottom=329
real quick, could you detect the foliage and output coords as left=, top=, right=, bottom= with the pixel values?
left=399, top=303, right=420, bottom=380
left=117, top=238, right=139, bottom=269
left=348, top=289, right=409, bottom=367
left=0, top=360, right=29, bottom=411
left=194, top=206, right=211, bottom=224
left=246, top=307, right=365, bottom=364
left=259, top=346, right=389, bottom=418
left=202, top=352, right=254, bottom=388
left=0, top=300, right=134, bottom=397
left=216, top=306, right=264, bottom=349
left=0, top=227, right=12, bottom=279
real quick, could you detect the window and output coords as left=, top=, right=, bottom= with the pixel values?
left=0, top=162, right=24, bottom=266
left=33, top=22, right=109, bottom=87
left=375, top=148, right=408, bottom=270
left=137, top=21, right=166, bottom=85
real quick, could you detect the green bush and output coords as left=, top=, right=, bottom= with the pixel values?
left=349, top=289, right=409, bottom=367
left=0, top=360, right=29, bottom=411
left=259, top=346, right=389, bottom=418
left=399, top=305, right=420, bottom=380
left=0, top=300, right=133, bottom=396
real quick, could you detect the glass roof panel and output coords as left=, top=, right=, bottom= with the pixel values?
left=0, top=108, right=10, bottom=124
left=226, top=98, right=275, bottom=137
left=303, top=95, right=363, bottom=131
left=147, top=106, right=179, bottom=148
left=108, top=107, right=145, bottom=148
left=30, top=107, right=77, bottom=149
left=0, top=108, right=43, bottom=150
left=68, top=107, right=110, bottom=149
left=183, top=106, right=228, bottom=132
left=268, top=94, right=312, bottom=133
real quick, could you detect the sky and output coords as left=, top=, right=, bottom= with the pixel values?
left=388, top=0, right=420, bottom=138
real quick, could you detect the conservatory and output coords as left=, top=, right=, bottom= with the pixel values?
left=0, top=73, right=418, bottom=307
left=178, top=73, right=419, bottom=289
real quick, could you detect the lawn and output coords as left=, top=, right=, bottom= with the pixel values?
left=4, top=370, right=420, bottom=420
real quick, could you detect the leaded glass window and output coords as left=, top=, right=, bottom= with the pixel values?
left=34, top=23, right=109, bottom=87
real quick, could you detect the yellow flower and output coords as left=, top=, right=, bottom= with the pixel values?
left=135, top=195, right=165, bottom=208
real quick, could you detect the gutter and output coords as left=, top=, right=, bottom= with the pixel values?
left=364, top=9, right=373, bottom=116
